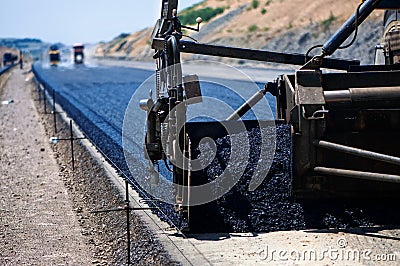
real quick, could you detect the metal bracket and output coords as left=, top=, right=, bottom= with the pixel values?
left=302, top=106, right=329, bottom=120
left=300, top=55, right=323, bottom=70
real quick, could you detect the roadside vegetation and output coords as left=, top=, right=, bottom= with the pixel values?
left=321, top=11, right=336, bottom=32
left=248, top=24, right=259, bottom=32
left=108, top=33, right=130, bottom=50
left=252, top=0, right=259, bottom=9
left=179, top=1, right=225, bottom=25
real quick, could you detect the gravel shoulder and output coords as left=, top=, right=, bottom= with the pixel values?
left=0, top=67, right=176, bottom=265
left=0, top=68, right=92, bottom=265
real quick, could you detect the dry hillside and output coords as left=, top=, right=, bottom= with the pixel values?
left=95, top=0, right=384, bottom=65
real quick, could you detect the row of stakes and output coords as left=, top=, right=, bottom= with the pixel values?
left=35, top=83, right=156, bottom=265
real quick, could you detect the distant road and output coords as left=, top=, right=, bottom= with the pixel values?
left=33, top=60, right=281, bottom=150
left=32, top=60, right=284, bottom=169
left=90, top=58, right=294, bottom=83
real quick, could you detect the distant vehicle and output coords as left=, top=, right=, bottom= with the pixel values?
left=73, top=43, right=84, bottom=64
left=49, top=44, right=60, bottom=66
left=3, top=52, right=18, bottom=66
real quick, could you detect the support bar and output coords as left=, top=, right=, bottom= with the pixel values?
left=226, top=88, right=266, bottom=121
left=314, top=140, right=400, bottom=166
left=152, top=38, right=360, bottom=70
left=314, top=167, right=400, bottom=183
left=179, top=41, right=359, bottom=70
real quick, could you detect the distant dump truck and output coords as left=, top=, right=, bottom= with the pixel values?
left=3, top=53, right=18, bottom=67
left=73, top=43, right=84, bottom=64
left=49, top=45, right=60, bottom=66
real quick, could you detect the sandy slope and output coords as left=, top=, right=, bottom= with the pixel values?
left=95, top=0, right=383, bottom=64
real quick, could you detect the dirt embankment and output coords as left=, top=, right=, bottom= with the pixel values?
left=95, top=0, right=383, bottom=65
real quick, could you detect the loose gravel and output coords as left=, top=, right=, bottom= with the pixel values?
left=1, top=68, right=92, bottom=265
left=1, top=67, right=178, bottom=265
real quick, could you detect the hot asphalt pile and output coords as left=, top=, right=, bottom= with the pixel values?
left=191, top=125, right=400, bottom=232
left=188, top=124, right=304, bottom=232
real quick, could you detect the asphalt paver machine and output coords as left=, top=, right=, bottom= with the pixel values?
left=142, top=0, right=400, bottom=227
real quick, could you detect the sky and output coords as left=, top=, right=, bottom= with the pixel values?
left=0, top=0, right=201, bottom=45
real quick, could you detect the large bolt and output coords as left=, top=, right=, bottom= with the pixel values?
left=312, top=56, right=322, bottom=66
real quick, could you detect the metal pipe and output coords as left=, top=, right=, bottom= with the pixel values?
left=324, top=87, right=400, bottom=106
left=19, top=50, right=23, bottom=69
left=125, top=179, right=131, bottom=266
left=53, top=89, right=57, bottom=134
left=314, top=140, right=400, bottom=166
left=226, top=89, right=266, bottom=121
left=323, top=90, right=351, bottom=103
left=348, top=87, right=400, bottom=102
left=322, top=0, right=382, bottom=56
left=43, top=88, right=47, bottom=114
left=70, top=120, right=75, bottom=171
left=38, top=84, right=41, bottom=103
left=314, top=167, right=400, bottom=183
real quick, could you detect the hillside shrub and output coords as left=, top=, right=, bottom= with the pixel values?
left=321, top=11, right=336, bottom=32
left=248, top=24, right=259, bottom=32
left=179, top=6, right=225, bottom=25
left=252, top=0, right=259, bottom=9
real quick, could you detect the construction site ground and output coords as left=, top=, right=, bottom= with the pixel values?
left=0, top=66, right=399, bottom=265
left=0, top=68, right=93, bottom=264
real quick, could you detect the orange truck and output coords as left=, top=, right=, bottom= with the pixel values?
left=73, top=43, right=84, bottom=64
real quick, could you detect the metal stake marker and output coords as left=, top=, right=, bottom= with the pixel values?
left=19, top=50, right=23, bottom=70
left=37, top=84, right=42, bottom=103
left=43, top=88, right=47, bottom=114
left=125, top=180, right=131, bottom=264
left=50, top=120, right=85, bottom=170
left=92, top=179, right=156, bottom=265
left=53, top=89, right=57, bottom=134
left=70, top=120, right=74, bottom=170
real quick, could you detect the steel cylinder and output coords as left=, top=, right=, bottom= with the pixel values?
left=324, top=86, right=400, bottom=106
